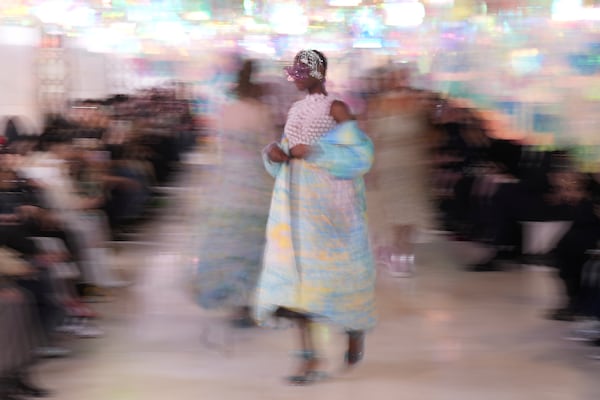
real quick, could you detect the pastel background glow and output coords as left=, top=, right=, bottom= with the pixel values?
left=1, top=0, right=600, bottom=160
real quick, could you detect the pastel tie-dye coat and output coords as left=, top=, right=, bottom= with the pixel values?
left=255, top=120, right=377, bottom=331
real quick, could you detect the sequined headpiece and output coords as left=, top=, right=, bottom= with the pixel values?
left=285, top=50, right=325, bottom=81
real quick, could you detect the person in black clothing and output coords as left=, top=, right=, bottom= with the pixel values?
left=431, top=103, right=490, bottom=235
left=548, top=171, right=600, bottom=320
left=0, top=280, right=51, bottom=400
left=0, top=173, right=54, bottom=398
left=467, top=147, right=574, bottom=271
left=3, top=117, right=22, bottom=145
left=0, top=168, right=65, bottom=340
left=100, top=147, right=148, bottom=236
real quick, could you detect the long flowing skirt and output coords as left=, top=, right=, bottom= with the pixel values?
left=193, top=162, right=271, bottom=310
left=255, top=160, right=376, bottom=331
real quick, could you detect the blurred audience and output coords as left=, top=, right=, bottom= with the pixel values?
left=0, top=84, right=201, bottom=398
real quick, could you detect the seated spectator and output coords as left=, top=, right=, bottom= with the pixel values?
left=548, top=171, right=600, bottom=321
left=18, top=137, right=128, bottom=294
left=103, top=147, right=149, bottom=234
left=466, top=148, right=574, bottom=271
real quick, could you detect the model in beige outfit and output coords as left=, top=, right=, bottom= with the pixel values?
left=363, top=69, right=436, bottom=277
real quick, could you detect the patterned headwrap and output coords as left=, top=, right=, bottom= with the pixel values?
left=285, top=50, right=325, bottom=81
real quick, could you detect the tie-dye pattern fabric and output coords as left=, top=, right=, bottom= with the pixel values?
left=255, top=120, right=376, bottom=331
left=193, top=100, right=273, bottom=310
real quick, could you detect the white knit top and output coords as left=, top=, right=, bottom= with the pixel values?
left=283, top=93, right=337, bottom=147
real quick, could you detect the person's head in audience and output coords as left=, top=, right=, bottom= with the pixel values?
left=233, top=59, right=263, bottom=100
left=385, top=66, right=410, bottom=92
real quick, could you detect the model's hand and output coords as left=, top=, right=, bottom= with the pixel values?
left=267, top=143, right=289, bottom=163
left=290, top=144, right=311, bottom=159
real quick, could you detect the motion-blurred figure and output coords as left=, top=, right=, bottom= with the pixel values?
left=193, top=60, right=275, bottom=326
left=365, top=66, right=436, bottom=277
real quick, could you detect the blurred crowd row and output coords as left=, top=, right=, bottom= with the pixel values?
left=429, top=86, right=600, bottom=330
left=0, top=87, right=200, bottom=398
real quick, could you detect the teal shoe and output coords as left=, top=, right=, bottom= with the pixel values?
left=286, top=350, right=328, bottom=386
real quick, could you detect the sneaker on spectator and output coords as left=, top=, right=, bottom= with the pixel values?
left=55, top=318, right=80, bottom=335
left=564, top=321, right=600, bottom=342
left=75, top=326, right=104, bottom=339
left=74, top=322, right=104, bottom=339
left=564, top=330, right=600, bottom=342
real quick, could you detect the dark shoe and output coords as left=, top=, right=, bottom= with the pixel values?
left=0, top=380, right=22, bottom=400
left=521, top=254, right=554, bottom=267
left=495, top=249, right=520, bottom=261
left=468, top=259, right=503, bottom=272
left=345, top=350, right=364, bottom=366
left=547, top=308, right=577, bottom=322
left=230, top=307, right=256, bottom=328
left=230, top=315, right=256, bottom=329
left=287, top=370, right=328, bottom=386
left=15, top=381, right=50, bottom=398
left=1, top=394, right=24, bottom=400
